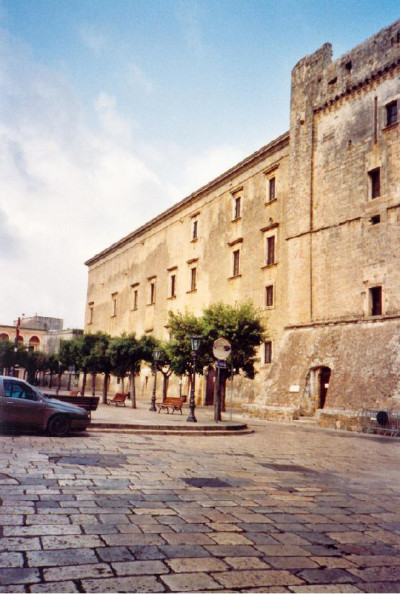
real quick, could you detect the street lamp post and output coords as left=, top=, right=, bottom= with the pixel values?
left=150, top=349, right=162, bottom=411
left=187, top=336, right=201, bottom=423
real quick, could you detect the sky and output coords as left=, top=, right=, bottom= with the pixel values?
left=0, top=0, right=398, bottom=329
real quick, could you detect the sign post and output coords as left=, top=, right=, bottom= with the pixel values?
left=212, top=338, right=231, bottom=422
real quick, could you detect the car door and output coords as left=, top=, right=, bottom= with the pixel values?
left=1, top=379, right=46, bottom=428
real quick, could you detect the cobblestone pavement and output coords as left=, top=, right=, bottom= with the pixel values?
left=1, top=422, right=400, bottom=593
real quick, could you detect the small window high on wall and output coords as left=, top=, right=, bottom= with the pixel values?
left=370, top=286, right=382, bottom=316
left=368, top=168, right=380, bottom=199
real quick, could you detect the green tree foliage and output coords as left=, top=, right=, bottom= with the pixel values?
left=108, top=333, right=158, bottom=408
left=166, top=310, right=206, bottom=376
left=202, top=302, right=267, bottom=379
left=167, top=302, right=266, bottom=379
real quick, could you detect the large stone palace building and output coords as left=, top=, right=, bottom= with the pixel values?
left=85, top=19, right=400, bottom=426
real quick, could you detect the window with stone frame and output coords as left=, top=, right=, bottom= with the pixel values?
left=233, top=249, right=240, bottom=277
left=370, top=286, right=382, bottom=316
left=266, top=235, right=275, bottom=266
left=264, top=341, right=272, bottom=364
left=386, top=100, right=398, bottom=126
left=265, top=285, right=274, bottom=307
left=268, top=177, right=276, bottom=202
left=368, top=167, right=381, bottom=199
left=190, top=267, right=197, bottom=291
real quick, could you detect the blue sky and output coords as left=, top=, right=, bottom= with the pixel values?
left=0, top=0, right=398, bottom=328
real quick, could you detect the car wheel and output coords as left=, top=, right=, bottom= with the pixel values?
left=47, top=414, right=71, bottom=437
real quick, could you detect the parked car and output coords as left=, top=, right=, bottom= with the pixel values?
left=0, top=376, right=90, bottom=437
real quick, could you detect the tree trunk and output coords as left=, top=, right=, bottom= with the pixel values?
left=56, top=372, right=62, bottom=394
left=130, top=370, right=136, bottom=408
left=162, top=374, right=169, bottom=402
left=81, top=371, right=87, bottom=396
left=102, top=373, right=109, bottom=405
left=91, top=373, right=96, bottom=396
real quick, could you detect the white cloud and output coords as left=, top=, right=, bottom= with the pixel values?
left=0, top=28, right=244, bottom=330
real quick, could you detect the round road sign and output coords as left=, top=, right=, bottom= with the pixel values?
left=213, top=338, right=231, bottom=360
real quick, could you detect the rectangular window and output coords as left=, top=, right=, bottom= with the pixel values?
left=370, top=286, right=382, bottom=316
left=265, top=285, right=274, bottom=307
left=111, top=294, right=117, bottom=317
left=266, top=236, right=275, bottom=266
left=190, top=267, right=197, bottom=291
left=88, top=302, right=94, bottom=324
left=268, top=177, right=276, bottom=202
left=133, top=289, right=138, bottom=310
left=150, top=282, right=156, bottom=305
left=233, top=196, right=241, bottom=220
left=233, top=250, right=240, bottom=277
left=192, top=220, right=198, bottom=240
left=170, top=274, right=176, bottom=298
left=369, top=168, right=380, bottom=199
left=386, top=100, right=398, bottom=126
left=264, top=341, right=272, bottom=364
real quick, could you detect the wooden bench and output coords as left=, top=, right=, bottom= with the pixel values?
left=156, top=397, right=185, bottom=414
left=107, top=393, right=128, bottom=406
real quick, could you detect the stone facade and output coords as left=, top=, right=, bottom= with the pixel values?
left=85, top=19, right=400, bottom=423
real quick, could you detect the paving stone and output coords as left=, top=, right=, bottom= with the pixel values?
left=311, top=556, right=356, bottom=568
left=356, top=582, right=400, bottom=592
left=112, top=560, right=169, bottom=576
left=96, top=546, right=135, bottom=563
left=81, top=576, right=165, bottom=592
left=3, top=525, right=81, bottom=537
left=43, top=563, right=113, bottom=582
left=27, top=548, right=98, bottom=567
left=30, top=581, right=80, bottom=592
left=0, top=537, right=42, bottom=551
left=289, top=586, right=363, bottom=592
left=0, top=568, right=40, bottom=586
left=166, top=557, right=229, bottom=573
left=102, top=533, right=166, bottom=546
left=129, top=545, right=166, bottom=560
left=212, top=569, right=304, bottom=589
left=297, top=568, right=358, bottom=584
left=41, top=534, right=104, bottom=549
left=0, top=553, right=24, bottom=568
left=160, top=572, right=222, bottom=592
left=349, top=566, right=400, bottom=583
left=159, top=545, right=210, bottom=558
left=267, top=556, right=319, bottom=569
left=205, top=544, right=261, bottom=557
left=224, top=556, right=270, bottom=570
left=255, top=544, right=311, bottom=557
left=162, top=531, right=215, bottom=545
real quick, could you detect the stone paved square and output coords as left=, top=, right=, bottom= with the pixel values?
left=1, top=420, right=400, bottom=592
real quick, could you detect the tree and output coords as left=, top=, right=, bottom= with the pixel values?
left=202, top=301, right=267, bottom=416
left=108, top=333, right=158, bottom=408
left=201, top=301, right=266, bottom=379
left=166, top=302, right=267, bottom=416
left=73, top=334, right=100, bottom=396
left=166, top=310, right=207, bottom=377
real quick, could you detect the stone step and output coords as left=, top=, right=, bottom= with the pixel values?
left=88, top=427, right=254, bottom=436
